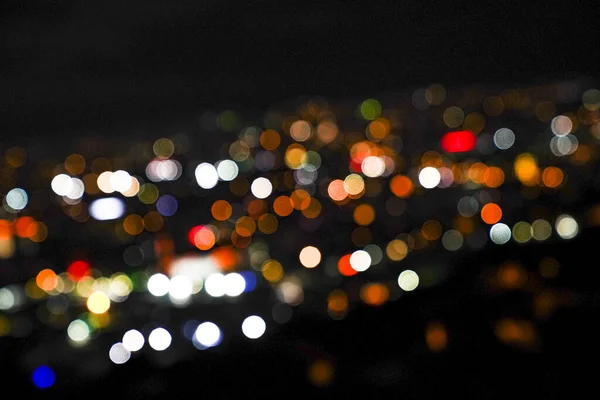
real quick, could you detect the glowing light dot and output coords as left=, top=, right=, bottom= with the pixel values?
left=109, top=170, right=132, bottom=192
left=361, top=156, right=385, bottom=178
left=490, top=223, right=511, bottom=244
left=398, top=270, right=419, bottom=291
left=418, top=167, right=441, bottom=189
left=148, top=327, right=171, bottom=351
left=344, top=174, right=365, bottom=195
left=147, top=273, right=170, bottom=296
left=89, top=197, right=125, bottom=221
left=67, top=319, right=90, bottom=343
left=493, top=128, right=515, bottom=150
left=194, top=322, right=221, bottom=348
left=241, top=315, right=266, bottom=339
left=87, top=291, right=111, bottom=314
left=299, top=246, right=321, bottom=268
left=195, top=162, right=219, bottom=189
left=224, top=272, right=246, bottom=297
left=169, top=275, right=193, bottom=302
left=5, top=188, right=28, bottom=211
left=551, top=115, right=573, bottom=136
left=122, top=329, right=145, bottom=352
left=109, top=342, right=131, bottom=364
left=51, top=174, right=74, bottom=196
left=349, top=250, right=371, bottom=272
left=555, top=214, right=578, bottom=239
left=205, top=273, right=226, bottom=297
left=32, top=366, right=56, bottom=389
left=251, top=177, right=273, bottom=199
left=216, top=159, right=239, bottom=181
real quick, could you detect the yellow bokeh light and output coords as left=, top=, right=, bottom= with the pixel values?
left=386, top=239, right=408, bottom=261
left=257, top=213, right=278, bottom=234
left=262, top=259, right=284, bottom=282
left=87, top=291, right=111, bottom=314
left=343, top=174, right=365, bottom=196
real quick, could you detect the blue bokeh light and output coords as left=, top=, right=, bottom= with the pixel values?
left=32, top=365, right=55, bottom=389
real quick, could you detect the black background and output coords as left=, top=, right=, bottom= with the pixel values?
left=1, top=0, right=598, bottom=398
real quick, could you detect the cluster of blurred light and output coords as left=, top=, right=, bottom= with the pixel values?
left=204, top=272, right=246, bottom=297
left=146, top=158, right=182, bottom=182
left=51, top=174, right=85, bottom=200
left=195, top=163, right=219, bottom=189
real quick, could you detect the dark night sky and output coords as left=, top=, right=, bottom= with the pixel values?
left=0, top=0, right=595, bottom=137
left=1, top=1, right=598, bottom=398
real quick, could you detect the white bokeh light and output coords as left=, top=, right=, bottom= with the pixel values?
left=194, top=322, right=221, bottom=348
left=224, top=273, right=246, bottom=297
left=89, top=197, right=125, bottom=221
left=195, top=162, right=219, bottom=189
left=216, top=159, right=239, bottom=181
left=66, top=178, right=85, bottom=200
left=169, top=275, right=193, bottom=302
left=241, top=315, right=266, bottom=339
left=110, top=170, right=132, bottom=192
left=67, top=319, right=90, bottom=343
left=361, top=156, right=386, bottom=178
left=350, top=250, right=371, bottom=272
left=398, top=270, right=419, bottom=291
left=5, top=188, right=28, bottom=210
left=555, top=214, right=578, bottom=239
left=205, top=273, right=226, bottom=297
left=122, top=329, right=145, bottom=352
left=251, top=177, right=273, bottom=199
left=148, top=327, right=172, bottom=351
left=51, top=174, right=74, bottom=196
left=493, top=128, right=515, bottom=150
left=147, top=273, right=170, bottom=296
left=490, top=223, right=511, bottom=244
left=418, top=167, right=441, bottom=189
left=109, top=342, right=131, bottom=364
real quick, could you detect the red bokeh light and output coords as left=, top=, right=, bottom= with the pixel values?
left=440, top=130, right=476, bottom=153
left=67, top=260, right=91, bottom=281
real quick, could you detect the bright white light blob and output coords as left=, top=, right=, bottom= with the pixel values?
left=361, top=156, right=386, bottom=178
left=490, top=223, right=511, bottom=244
left=241, top=315, right=266, bottom=339
left=148, top=327, right=172, bottom=351
left=89, top=197, right=125, bottom=221
left=398, top=270, right=419, bottom=291
left=251, top=177, right=273, bottom=199
left=350, top=250, right=371, bottom=272
left=194, top=322, right=221, bottom=348
left=66, top=178, right=85, bottom=200
left=555, top=214, right=578, bottom=239
left=147, top=273, right=170, bottom=296
left=51, top=174, right=74, bottom=196
left=418, top=167, right=441, bottom=189
left=216, top=159, right=239, bottom=181
left=169, top=275, right=193, bottom=303
left=204, top=273, right=226, bottom=297
left=109, top=342, right=131, bottom=364
left=0, top=288, right=15, bottom=310
left=224, top=272, right=246, bottom=297
left=493, top=128, right=515, bottom=150
left=5, top=188, right=28, bottom=210
left=195, top=163, right=219, bottom=189
left=97, top=171, right=114, bottom=193
left=67, top=319, right=90, bottom=343
left=122, top=329, right=145, bottom=352
left=110, top=170, right=132, bottom=192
